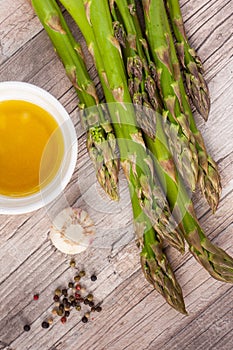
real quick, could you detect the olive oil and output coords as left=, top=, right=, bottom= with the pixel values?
left=0, top=100, right=64, bottom=197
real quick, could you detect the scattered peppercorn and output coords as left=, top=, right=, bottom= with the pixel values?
left=65, top=311, right=70, bottom=317
left=68, top=282, right=74, bottom=289
left=81, top=316, right=88, bottom=323
left=33, top=294, right=39, bottom=301
left=79, top=297, right=84, bottom=303
left=69, top=295, right=75, bottom=302
left=75, top=305, right=81, bottom=311
left=79, top=270, right=86, bottom=277
left=84, top=299, right=89, bottom=305
left=57, top=309, right=64, bottom=317
left=61, top=316, right=67, bottom=324
left=41, top=321, right=49, bottom=329
left=53, top=295, right=60, bottom=302
left=80, top=287, right=86, bottom=294
left=55, top=288, right=62, bottom=297
left=71, top=300, right=76, bottom=307
left=74, top=275, right=81, bottom=282
left=91, top=274, right=97, bottom=282
left=24, top=324, right=30, bottom=332
left=48, top=318, right=53, bottom=325
left=70, top=260, right=76, bottom=268
left=59, top=304, right=64, bottom=311
left=75, top=293, right=81, bottom=299
left=89, top=301, right=94, bottom=308
left=84, top=312, right=90, bottom=319
left=63, top=297, right=68, bottom=305
left=75, top=284, right=81, bottom=291
left=87, top=294, right=93, bottom=302
left=52, top=308, right=58, bottom=315
left=62, top=289, right=68, bottom=297
left=54, top=302, right=60, bottom=307
left=91, top=306, right=96, bottom=312
left=95, top=306, right=102, bottom=312
left=64, top=303, right=71, bottom=311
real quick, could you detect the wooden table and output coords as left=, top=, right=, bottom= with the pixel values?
left=0, top=1, right=232, bottom=349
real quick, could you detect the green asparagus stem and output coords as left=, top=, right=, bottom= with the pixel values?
left=131, top=188, right=187, bottom=314
left=165, top=0, right=210, bottom=121
left=31, top=0, right=119, bottom=200
left=116, top=1, right=233, bottom=283
left=142, top=0, right=199, bottom=192
left=142, top=0, right=221, bottom=212
left=60, top=0, right=185, bottom=252
left=160, top=0, right=221, bottom=212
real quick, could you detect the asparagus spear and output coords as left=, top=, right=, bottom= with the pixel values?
left=60, top=0, right=185, bottom=252
left=132, top=188, right=187, bottom=314
left=115, top=1, right=233, bottom=283
left=160, top=0, right=221, bottom=213
left=142, top=0, right=221, bottom=212
left=31, top=0, right=119, bottom=200
left=141, top=0, right=199, bottom=192
left=165, top=0, right=210, bottom=121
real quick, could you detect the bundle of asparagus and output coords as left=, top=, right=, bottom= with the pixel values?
left=31, top=0, right=233, bottom=314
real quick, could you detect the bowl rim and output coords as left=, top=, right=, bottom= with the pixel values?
left=0, top=81, right=78, bottom=215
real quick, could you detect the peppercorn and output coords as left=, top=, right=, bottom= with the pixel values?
left=63, top=297, right=68, bottom=304
left=41, top=321, right=49, bottom=329
left=84, top=299, right=89, bottom=305
left=62, top=289, right=68, bottom=297
left=24, top=324, right=30, bottom=332
left=52, top=308, right=58, bottom=315
left=87, top=294, right=93, bottom=302
left=54, top=302, right=60, bottom=307
left=48, top=318, right=53, bottom=325
left=75, top=293, right=81, bottom=299
left=68, top=282, right=74, bottom=289
left=95, top=306, right=102, bottom=312
left=64, top=303, right=71, bottom=311
left=74, top=275, right=81, bottom=282
left=84, top=312, right=90, bottom=319
left=79, top=297, right=84, bottom=303
left=90, top=274, right=97, bottom=282
left=79, top=270, right=86, bottom=277
left=70, top=259, right=76, bottom=268
left=81, top=316, right=88, bottom=323
left=59, top=304, right=64, bottom=311
left=33, top=294, right=39, bottom=301
left=89, top=301, right=94, bottom=308
left=61, top=316, right=67, bottom=324
left=53, top=295, right=60, bottom=302
left=75, top=284, right=81, bottom=291
left=65, top=311, right=70, bottom=317
left=71, top=300, right=76, bottom=307
left=75, top=305, right=81, bottom=311
left=57, top=309, right=64, bottom=317
left=55, top=288, right=62, bottom=297
left=91, top=306, right=96, bottom=312
left=69, top=295, right=75, bottom=302
left=80, top=287, right=86, bottom=294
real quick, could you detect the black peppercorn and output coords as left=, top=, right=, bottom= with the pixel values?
left=59, top=304, right=64, bottom=311
left=53, top=295, right=59, bottom=302
left=62, top=289, right=68, bottom=297
left=90, top=274, right=97, bottom=282
left=41, top=321, right=49, bottom=329
left=81, top=316, right=88, bottom=323
left=95, top=306, right=102, bottom=312
left=89, top=301, right=94, bottom=307
left=71, top=300, right=76, bottom=307
left=24, top=324, right=30, bottom=332
left=84, top=299, right=89, bottom=305
left=65, top=311, right=70, bottom=317
left=63, top=297, right=68, bottom=304
left=68, top=282, right=74, bottom=289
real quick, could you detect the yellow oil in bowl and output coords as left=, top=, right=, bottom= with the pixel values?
left=0, top=100, right=64, bottom=197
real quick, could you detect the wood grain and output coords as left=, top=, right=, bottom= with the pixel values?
left=0, top=1, right=232, bottom=349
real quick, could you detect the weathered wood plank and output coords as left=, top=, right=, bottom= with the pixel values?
left=0, top=0, right=232, bottom=349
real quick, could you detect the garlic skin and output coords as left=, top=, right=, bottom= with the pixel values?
left=49, top=207, right=95, bottom=254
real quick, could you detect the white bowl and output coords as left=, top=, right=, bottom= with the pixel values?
left=0, top=81, right=77, bottom=215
